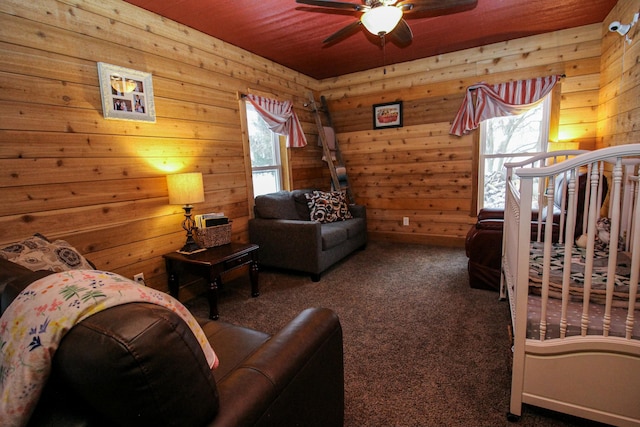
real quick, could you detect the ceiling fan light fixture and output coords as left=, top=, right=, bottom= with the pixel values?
left=361, top=6, right=403, bottom=36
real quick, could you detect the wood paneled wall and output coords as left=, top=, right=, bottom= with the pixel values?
left=318, top=24, right=606, bottom=246
left=599, top=0, right=640, bottom=148
left=0, top=0, right=325, bottom=292
left=1, top=0, right=636, bottom=292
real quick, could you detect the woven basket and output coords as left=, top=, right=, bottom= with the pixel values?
left=194, top=222, right=231, bottom=248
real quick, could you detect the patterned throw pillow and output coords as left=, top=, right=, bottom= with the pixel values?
left=305, top=191, right=353, bottom=223
left=0, top=233, right=94, bottom=272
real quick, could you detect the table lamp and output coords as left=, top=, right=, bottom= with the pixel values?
left=167, top=172, right=205, bottom=254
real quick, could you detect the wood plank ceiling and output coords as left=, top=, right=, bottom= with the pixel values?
left=123, top=0, right=618, bottom=80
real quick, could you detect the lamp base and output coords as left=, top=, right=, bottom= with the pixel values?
left=177, top=240, right=206, bottom=255
left=176, top=204, right=206, bottom=254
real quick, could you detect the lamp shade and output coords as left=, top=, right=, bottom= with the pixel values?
left=167, top=172, right=205, bottom=205
left=361, top=6, right=403, bottom=35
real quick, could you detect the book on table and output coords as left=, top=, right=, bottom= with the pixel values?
left=195, top=213, right=228, bottom=228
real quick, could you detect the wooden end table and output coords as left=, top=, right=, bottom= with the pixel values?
left=163, top=243, right=259, bottom=320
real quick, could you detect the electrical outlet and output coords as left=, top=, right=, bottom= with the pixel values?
left=403, top=217, right=409, bottom=226
left=133, top=273, right=146, bottom=286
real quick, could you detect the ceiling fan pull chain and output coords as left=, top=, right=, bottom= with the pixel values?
left=381, top=35, right=387, bottom=75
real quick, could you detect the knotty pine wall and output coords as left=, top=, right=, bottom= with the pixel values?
left=1, top=0, right=637, bottom=293
left=599, top=0, right=640, bottom=148
left=319, top=23, right=607, bottom=246
left=0, top=0, right=327, bottom=293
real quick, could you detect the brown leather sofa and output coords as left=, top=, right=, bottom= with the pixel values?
left=465, top=173, right=602, bottom=292
left=0, top=259, right=345, bottom=427
left=465, top=208, right=506, bottom=291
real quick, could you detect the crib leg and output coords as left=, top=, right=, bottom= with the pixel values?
left=507, top=412, right=520, bottom=422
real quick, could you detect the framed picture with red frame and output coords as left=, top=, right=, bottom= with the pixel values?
left=373, top=101, right=402, bottom=129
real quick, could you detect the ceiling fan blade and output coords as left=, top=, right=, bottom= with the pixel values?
left=295, top=0, right=367, bottom=12
left=388, top=19, right=413, bottom=45
left=398, top=0, right=477, bottom=14
left=323, top=20, right=363, bottom=44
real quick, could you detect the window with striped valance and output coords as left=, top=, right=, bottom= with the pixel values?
left=449, top=75, right=563, bottom=136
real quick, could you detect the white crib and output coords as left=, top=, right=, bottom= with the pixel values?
left=501, top=144, right=640, bottom=426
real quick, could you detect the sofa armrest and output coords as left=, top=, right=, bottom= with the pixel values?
left=475, top=219, right=504, bottom=231
left=477, top=208, right=504, bottom=221
left=249, top=218, right=321, bottom=239
left=211, top=307, right=344, bottom=427
left=249, top=218, right=323, bottom=269
left=348, top=204, right=366, bottom=219
left=30, top=303, right=219, bottom=427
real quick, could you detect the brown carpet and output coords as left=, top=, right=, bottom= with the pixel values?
left=185, top=241, right=609, bottom=427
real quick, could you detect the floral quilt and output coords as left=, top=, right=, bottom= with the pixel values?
left=0, top=270, right=218, bottom=427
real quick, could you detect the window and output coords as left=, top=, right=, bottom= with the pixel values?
left=479, top=94, right=551, bottom=209
left=245, top=102, right=285, bottom=197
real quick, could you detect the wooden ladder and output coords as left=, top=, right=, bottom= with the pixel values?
left=307, top=92, right=355, bottom=203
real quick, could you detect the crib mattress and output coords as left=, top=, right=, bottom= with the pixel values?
left=526, top=294, right=640, bottom=340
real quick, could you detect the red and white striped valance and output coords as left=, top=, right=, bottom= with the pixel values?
left=246, top=94, right=308, bottom=148
left=449, top=75, right=562, bottom=136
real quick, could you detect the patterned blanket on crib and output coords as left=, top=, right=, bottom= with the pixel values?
left=528, top=242, right=638, bottom=307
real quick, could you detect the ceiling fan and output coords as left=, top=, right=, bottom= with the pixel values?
left=296, top=0, right=478, bottom=45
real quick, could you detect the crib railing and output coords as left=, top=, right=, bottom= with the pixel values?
left=504, top=145, right=640, bottom=343
left=500, top=150, right=588, bottom=300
